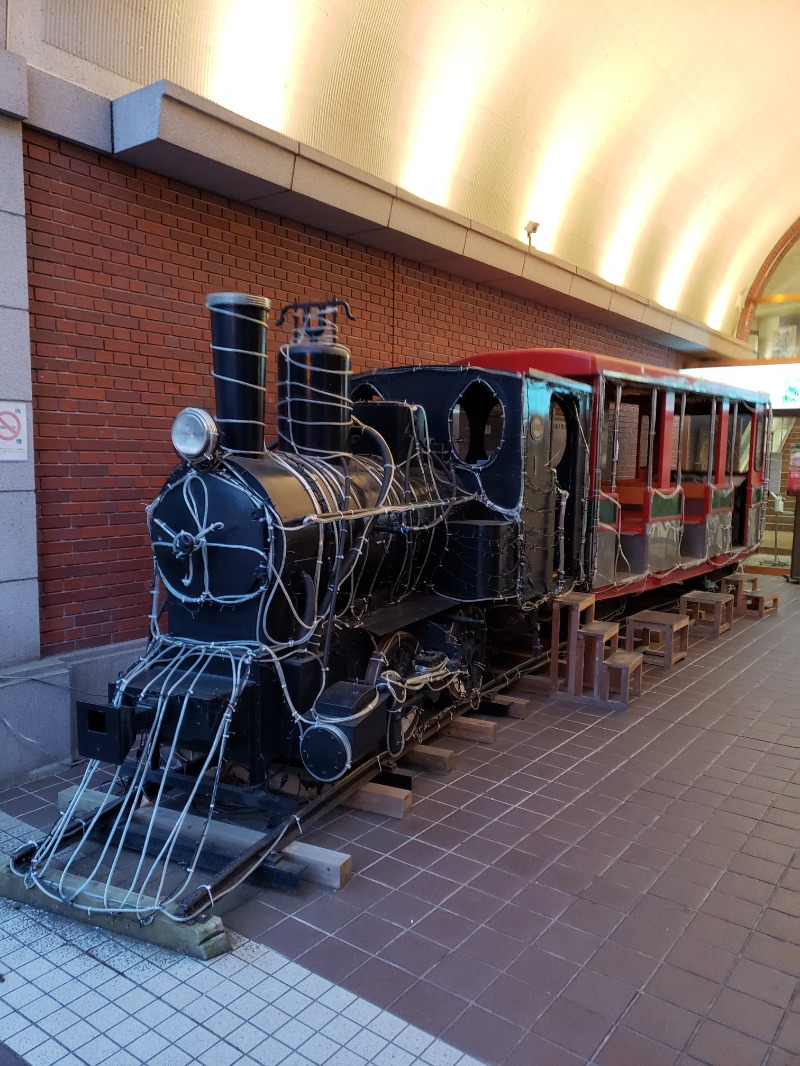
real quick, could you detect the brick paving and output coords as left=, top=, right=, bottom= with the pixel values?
left=1, top=574, right=799, bottom=1064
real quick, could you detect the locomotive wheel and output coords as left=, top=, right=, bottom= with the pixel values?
left=365, top=630, right=419, bottom=689
left=443, top=607, right=486, bottom=702
left=366, top=631, right=419, bottom=757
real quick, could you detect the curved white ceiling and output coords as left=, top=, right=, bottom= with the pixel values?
left=17, top=0, right=800, bottom=335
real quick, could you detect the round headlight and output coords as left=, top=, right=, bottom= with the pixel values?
left=171, top=408, right=219, bottom=462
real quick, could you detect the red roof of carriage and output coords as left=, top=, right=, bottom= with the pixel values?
left=457, top=347, right=681, bottom=381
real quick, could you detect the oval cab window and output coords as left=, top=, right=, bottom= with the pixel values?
left=450, top=381, right=505, bottom=466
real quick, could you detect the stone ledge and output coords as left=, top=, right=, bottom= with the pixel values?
left=0, top=50, right=27, bottom=120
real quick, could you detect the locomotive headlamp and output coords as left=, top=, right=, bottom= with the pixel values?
left=171, top=407, right=219, bottom=463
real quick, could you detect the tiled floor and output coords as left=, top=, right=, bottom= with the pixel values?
left=2, top=574, right=800, bottom=1065
left=0, top=812, right=482, bottom=1066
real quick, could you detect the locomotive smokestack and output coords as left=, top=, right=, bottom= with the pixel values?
left=206, top=292, right=270, bottom=456
left=276, top=300, right=355, bottom=456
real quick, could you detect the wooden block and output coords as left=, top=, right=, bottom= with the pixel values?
left=0, top=854, right=229, bottom=959
left=442, top=716, right=497, bottom=743
left=492, top=692, right=528, bottom=708
left=282, top=841, right=352, bottom=889
left=512, top=673, right=555, bottom=695
left=342, top=781, right=411, bottom=819
left=483, top=692, right=531, bottom=719
left=402, top=744, right=454, bottom=774
left=745, top=591, right=779, bottom=618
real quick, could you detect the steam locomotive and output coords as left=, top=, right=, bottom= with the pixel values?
left=74, top=293, right=596, bottom=787
left=14, top=293, right=769, bottom=918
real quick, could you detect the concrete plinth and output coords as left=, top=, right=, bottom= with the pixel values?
left=0, top=637, right=147, bottom=786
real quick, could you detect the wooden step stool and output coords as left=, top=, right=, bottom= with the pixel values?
left=721, top=572, right=758, bottom=614
left=679, top=590, right=734, bottom=637
left=576, top=620, right=620, bottom=697
left=600, top=650, right=643, bottom=706
left=743, top=591, right=779, bottom=618
left=550, top=591, right=595, bottom=695
left=625, top=610, right=689, bottom=668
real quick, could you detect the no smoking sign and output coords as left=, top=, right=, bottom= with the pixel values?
left=0, top=402, right=28, bottom=462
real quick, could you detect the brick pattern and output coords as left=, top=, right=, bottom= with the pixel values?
left=25, top=130, right=678, bottom=652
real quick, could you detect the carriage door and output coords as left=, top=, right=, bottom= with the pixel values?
left=524, top=378, right=591, bottom=597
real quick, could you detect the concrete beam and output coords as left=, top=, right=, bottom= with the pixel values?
left=0, top=49, right=26, bottom=120
left=26, top=66, right=111, bottom=152
left=109, top=79, right=752, bottom=363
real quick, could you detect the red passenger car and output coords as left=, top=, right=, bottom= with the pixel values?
left=461, top=349, right=771, bottom=599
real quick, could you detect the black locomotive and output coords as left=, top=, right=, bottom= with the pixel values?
left=13, top=293, right=595, bottom=918
left=76, top=293, right=591, bottom=787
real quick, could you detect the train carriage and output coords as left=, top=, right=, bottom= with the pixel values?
left=459, top=349, right=771, bottom=597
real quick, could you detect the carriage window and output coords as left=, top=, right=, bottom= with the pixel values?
left=681, top=416, right=710, bottom=474
left=602, top=401, right=641, bottom=480
left=728, top=412, right=751, bottom=475
left=450, top=381, right=505, bottom=465
left=754, top=411, right=766, bottom=471
left=638, top=416, right=650, bottom=470
left=681, top=398, right=717, bottom=478
left=549, top=404, right=568, bottom=467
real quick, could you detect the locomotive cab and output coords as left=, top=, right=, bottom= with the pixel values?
left=352, top=364, right=593, bottom=604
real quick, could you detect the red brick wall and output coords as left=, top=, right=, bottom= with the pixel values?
left=24, top=131, right=679, bottom=653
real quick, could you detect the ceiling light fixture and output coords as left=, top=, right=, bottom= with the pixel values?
left=524, top=220, right=539, bottom=248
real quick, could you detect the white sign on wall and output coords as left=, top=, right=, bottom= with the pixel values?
left=0, top=402, right=28, bottom=461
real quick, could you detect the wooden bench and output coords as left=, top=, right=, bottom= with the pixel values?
left=743, top=591, right=779, bottom=618
left=721, top=573, right=758, bottom=613
left=679, top=590, right=734, bottom=638
left=576, top=620, right=620, bottom=698
left=599, top=650, right=643, bottom=706
left=625, top=610, right=689, bottom=668
left=550, top=591, right=595, bottom=695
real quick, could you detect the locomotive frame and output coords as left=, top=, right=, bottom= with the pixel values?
left=10, top=293, right=771, bottom=923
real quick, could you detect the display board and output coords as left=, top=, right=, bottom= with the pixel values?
left=787, top=443, right=800, bottom=496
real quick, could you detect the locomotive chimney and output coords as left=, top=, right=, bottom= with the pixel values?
left=205, top=292, right=271, bottom=456
left=276, top=300, right=355, bottom=456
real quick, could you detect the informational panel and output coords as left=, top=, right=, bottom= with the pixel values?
left=769, top=451, right=783, bottom=495
left=787, top=443, right=800, bottom=496
left=0, top=402, right=28, bottom=461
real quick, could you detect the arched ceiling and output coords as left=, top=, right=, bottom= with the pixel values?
left=13, top=0, right=800, bottom=336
